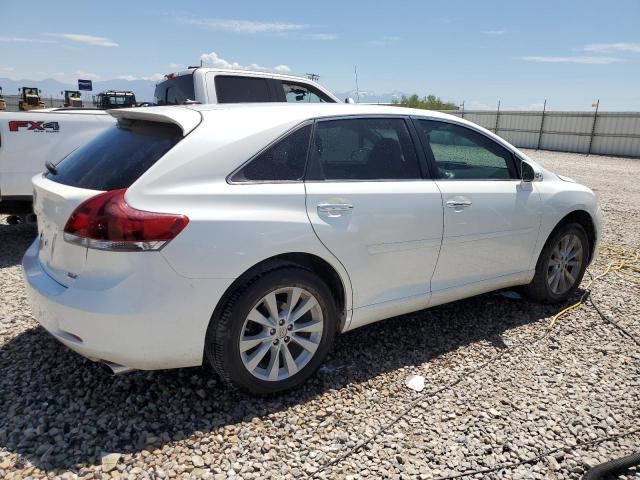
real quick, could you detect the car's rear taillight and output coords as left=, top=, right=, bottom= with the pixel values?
left=63, top=189, right=189, bottom=251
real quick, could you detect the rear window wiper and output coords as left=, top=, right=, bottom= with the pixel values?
left=45, top=160, right=58, bottom=175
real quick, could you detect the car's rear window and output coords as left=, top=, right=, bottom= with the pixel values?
left=154, top=74, right=196, bottom=105
left=46, top=120, right=182, bottom=191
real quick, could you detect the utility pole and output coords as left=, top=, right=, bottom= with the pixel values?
left=354, top=65, right=360, bottom=103
left=306, top=73, right=320, bottom=81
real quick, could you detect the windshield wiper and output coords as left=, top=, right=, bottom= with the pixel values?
left=45, top=160, right=58, bottom=175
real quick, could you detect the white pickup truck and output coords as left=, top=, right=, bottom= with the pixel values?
left=0, top=68, right=339, bottom=220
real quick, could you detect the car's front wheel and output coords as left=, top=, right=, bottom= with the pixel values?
left=524, top=222, right=590, bottom=304
left=206, top=266, right=336, bottom=395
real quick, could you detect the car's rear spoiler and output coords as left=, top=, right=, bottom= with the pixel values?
left=108, top=107, right=202, bottom=136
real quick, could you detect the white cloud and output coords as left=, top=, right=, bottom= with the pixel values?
left=483, top=30, right=506, bottom=35
left=466, top=101, right=492, bottom=110
left=584, top=42, right=640, bottom=53
left=521, top=55, right=623, bottom=64
left=180, top=18, right=305, bottom=33
left=0, top=36, right=56, bottom=44
left=118, top=73, right=165, bottom=82
left=54, top=72, right=65, bottom=76
left=48, top=33, right=119, bottom=47
left=143, top=73, right=165, bottom=81
left=200, top=51, right=291, bottom=74
left=76, top=70, right=101, bottom=80
left=307, top=33, right=337, bottom=41
left=169, top=63, right=183, bottom=69
left=364, top=36, right=400, bottom=47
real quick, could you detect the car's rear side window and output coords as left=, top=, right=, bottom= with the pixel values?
left=215, top=76, right=274, bottom=103
left=154, top=74, right=196, bottom=105
left=306, top=118, right=422, bottom=181
left=230, top=124, right=312, bottom=182
left=46, top=120, right=181, bottom=191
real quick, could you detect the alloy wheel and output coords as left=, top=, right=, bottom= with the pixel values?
left=547, top=233, right=584, bottom=295
left=239, top=287, right=324, bottom=381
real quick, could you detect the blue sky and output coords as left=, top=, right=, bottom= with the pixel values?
left=1, top=0, right=639, bottom=110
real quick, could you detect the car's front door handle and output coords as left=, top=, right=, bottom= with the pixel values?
left=317, top=203, right=354, bottom=216
left=446, top=199, right=472, bottom=209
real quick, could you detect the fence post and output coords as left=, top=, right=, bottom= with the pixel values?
left=537, top=99, right=547, bottom=150
left=494, top=100, right=500, bottom=134
left=461, top=101, right=465, bottom=119
left=587, top=99, right=599, bottom=155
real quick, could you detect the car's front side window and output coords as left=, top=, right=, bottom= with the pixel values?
left=230, top=124, right=312, bottom=182
left=418, top=119, right=517, bottom=180
left=282, top=82, right=332, bottom=103
left=306, top=117, right=422, bottom=181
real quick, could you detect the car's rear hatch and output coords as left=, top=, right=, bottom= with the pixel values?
left=33, top=177, right=100, bottom=286
left=32, top=107, right=200, bottom=286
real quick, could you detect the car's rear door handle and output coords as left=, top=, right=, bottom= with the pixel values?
left=317, top=203, right=354, bottom=216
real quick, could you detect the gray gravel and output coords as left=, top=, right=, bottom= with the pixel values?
left=1, top=149, right=639, bottom=480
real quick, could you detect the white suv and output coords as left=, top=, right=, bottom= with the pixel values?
left=23, top=103, right=602, bottom=395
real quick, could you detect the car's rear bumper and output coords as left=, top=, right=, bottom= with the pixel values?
left=22, top=238, right=232, bottom=370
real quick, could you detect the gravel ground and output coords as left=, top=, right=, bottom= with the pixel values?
left=1, top=150, right=639, bottom=480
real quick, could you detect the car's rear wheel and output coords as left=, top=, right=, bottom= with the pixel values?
left=206, top=266, right=336, bottom=395
left=523, top=222, right=589, bottom=304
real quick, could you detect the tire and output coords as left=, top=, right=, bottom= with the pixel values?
left=205, top=266, right=336, bottom=395
left=523, top=222, right=590, bottom=304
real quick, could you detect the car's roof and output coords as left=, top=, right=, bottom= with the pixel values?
left=110, top=103, right=462, bottom=137
left=170, top=67, right=331, bottom=83
left=190, top=102, right=459, bottom=121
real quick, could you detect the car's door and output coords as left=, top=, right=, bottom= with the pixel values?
left=414, top=118, right=541, bottom=293
left=304, top=116, right=443, bottom=310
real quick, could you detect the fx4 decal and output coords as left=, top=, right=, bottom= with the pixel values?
left=8, top=120, right=60, bottom=133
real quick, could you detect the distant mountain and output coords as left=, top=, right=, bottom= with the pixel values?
left=0, top=77, right=157, bottom=101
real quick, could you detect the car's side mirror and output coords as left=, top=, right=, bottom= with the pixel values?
left=345, top=97, right=355, bottom=104
left=521, top=161, right=540, bottom=182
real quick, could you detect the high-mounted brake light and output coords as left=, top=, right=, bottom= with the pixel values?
left=165, top=73, right=176, bottom=79
left=63, top=189, right=189, bottom=251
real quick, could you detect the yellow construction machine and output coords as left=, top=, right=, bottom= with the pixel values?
left=62, top=90, right=83, bottom=107
left=18, top=86, right=46, bottom=111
